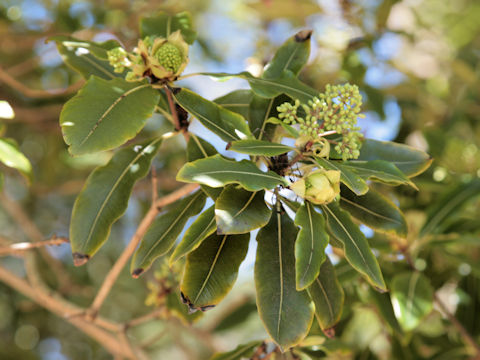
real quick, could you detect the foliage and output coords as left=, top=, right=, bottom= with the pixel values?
left=0, top=1, right=479, bottom=359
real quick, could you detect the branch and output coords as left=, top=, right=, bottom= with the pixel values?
left=87, top=183, right=199, bottom=318
left=0, top=265, right=142, bottom=359
left=164, top=86, right=189, bottom=141
left=0, top=66, right=83, bottom=99
left=0, top=236, right=68, bottom=256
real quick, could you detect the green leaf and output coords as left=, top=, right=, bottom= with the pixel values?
left=169, top=205, right=217, bottom=265
left=315, top=157, right=368, bottom=195
left=140, top=11, right=197, bottom=44
left=340, top=185, right=408, bottom=238
left=177, top=154, right=288, bottom=191
left=214, top=90, right=253, bottom=120
left=131, top=190, right=206, bottom=276
left=263, top=30, right=312, bottom=79
left=294, top=202, right=329, bottom=290
left=356, top=139, right=432, bottom=177
left=213, top=300, right=257, bottom=332
left=341, top=160, right=417, bottom=188
left=255, top=209, right=314, bottom=349
left=70, top=138, right=162, bottom=264
left=210, top=341, right=262, bottom=360
left=368, top=289, right=403, bottom=335
left=0, top=138, right=33, bottom=182
left=187, top=135, right=222, bottom=200
left=391, top=272, right=434, bottom=331
left=266, top=117, right=300, bottom=138
left=180, top=233, right=249, bottom=310
left=173, top=88, right=252, bottom=143
left=166, top=290, right=203, bottom=324
left=204, top=71, right=317, bottom=104
left=420, top=178, right=480, bottom=236
left=49, top=36, right=121, bottom=80
left=307, top=257, right=344, bottom=331
left=228, top=139, right=295, bottom=156
left=215, top=186, right=271, bottom=235
left=248, top=95, right=277, bottom=140
left=321, top=203, right=386, bottom=291
left=60, top=77, right=159, bottom=155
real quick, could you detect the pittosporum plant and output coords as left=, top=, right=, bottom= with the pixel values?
left=50, top=11, right=433, bottom=357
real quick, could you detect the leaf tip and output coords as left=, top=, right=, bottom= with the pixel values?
left=294, top=30, right=313, bottom=42
left=72, top=252, right=90, bottom=266
left=131, top=268, right=144, bottom=278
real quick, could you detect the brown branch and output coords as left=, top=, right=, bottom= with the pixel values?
left=164, top=86, right=189, bottom=141
left=434, top=293, right=480, bottom=358
left=126, top=308, right=165, bottom=329
left=0, top=66, right=83, bottom=99
left=0, top=265, right=142, bottom=359
left=86, top=183, right=199, bottom=319
left=0, top=236, right=68, bottom=256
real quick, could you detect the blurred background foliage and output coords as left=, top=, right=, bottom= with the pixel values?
left=0, top=0, right=479, bottom=359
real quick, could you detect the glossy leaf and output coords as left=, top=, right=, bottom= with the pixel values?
left=308, top=257, right=344, bottom=331
left=356, top=139, right=432, bottom=177
left=177, top=154, right=288, bottom=191
left=140, top=11, right=197, bottom=44
left=169, top=205, right=217, bottom=265
left=391, top=272, right=434, bottom=331
left=131, top=191, right=206, bottom=276
left=210, top=341, right=262, bottom=360
left=60, top=77, right=159, bottom=155
left=341, top=160, right=416, bottom=188
left=228, top=139, right=294, bottom=156
left=173, top=88, right=252, bottom=142
left=70, top=138, right=162, bottom=264
left=294, top=202, right=329, bottom=290
left=214, top=90, right=253, bottom=120
left=248, top=95, right=277, bottom=140
left=420, top=178, right=480, bottom=236
left=49, top=36, right=121, bottom=80
left=255, top=209, right=314, bottom=349
left=187, top=135, right=222, bottom=200
left=340, top=185, right=408, bottom=238
left=204, top=71, right=317, bottom=103
left=263, top=30, right=312, bottom=79
left=369, top=289, right=403, bottom=335
left=0, top=138, right=33, bottom=182
left=315, top=157, right=368, bottom=195
left=215, top=186, right=271, bottom=235
left=321, top=203, right=386, bottom=291
left=180, top=233, right=249, bottom=310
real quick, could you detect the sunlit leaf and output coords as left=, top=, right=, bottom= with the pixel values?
left=70, top=138, right=162, bottom=264
left=177, top=154, right=288, bottom=191
left=294, top=202, right=329, bottom=290
left=0, top=138, right=33, bottom=182
left=255, top=209, right=314, bottom=349
left=173, top=88, right=252, bottom=143
left=321, top=203, right=386, bottom=291
left=215, top=186, right=271, bottom=234
left=228, top=139, right=294, bottom=156
left=49, top=36, right=122, bottom=80
left=391, top=272, right=434, bottom=331
left=315, top=157, right=368, bottom=195
left=60, top=77, right=159, bottom=155
left=180, top=233, right=249, bottom=310
left=131, top=191, right=206, bottom=276
left=214, top=90, right=253, bottom=120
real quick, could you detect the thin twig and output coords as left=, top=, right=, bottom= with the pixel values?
left=151, top=167, right=158, bottom=204
left=87, top=183, right=199, bottom=319
left=434, top=293, right=480, bottom=358
left=0, top=265, right=141, bottom=359
left=164, top=86, right=189, bottom=141
left=0, top=236, right=69, bottom=256
left=0, top=66, right=83, bottom=99
left=126, top=308, right=165, bottom=328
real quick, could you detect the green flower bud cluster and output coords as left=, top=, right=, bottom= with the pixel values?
left=277, top=83, right=364, bottom=160
left=107, top=31, right=189, bottom=83
left=107, top=47, right=129, bottom=73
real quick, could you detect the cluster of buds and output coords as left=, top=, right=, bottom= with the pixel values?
left=107, top=30, right=189, bottom=83
left=290, top=168, right=341, bottom=204
left=277, top=83, right=364, bottom=160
